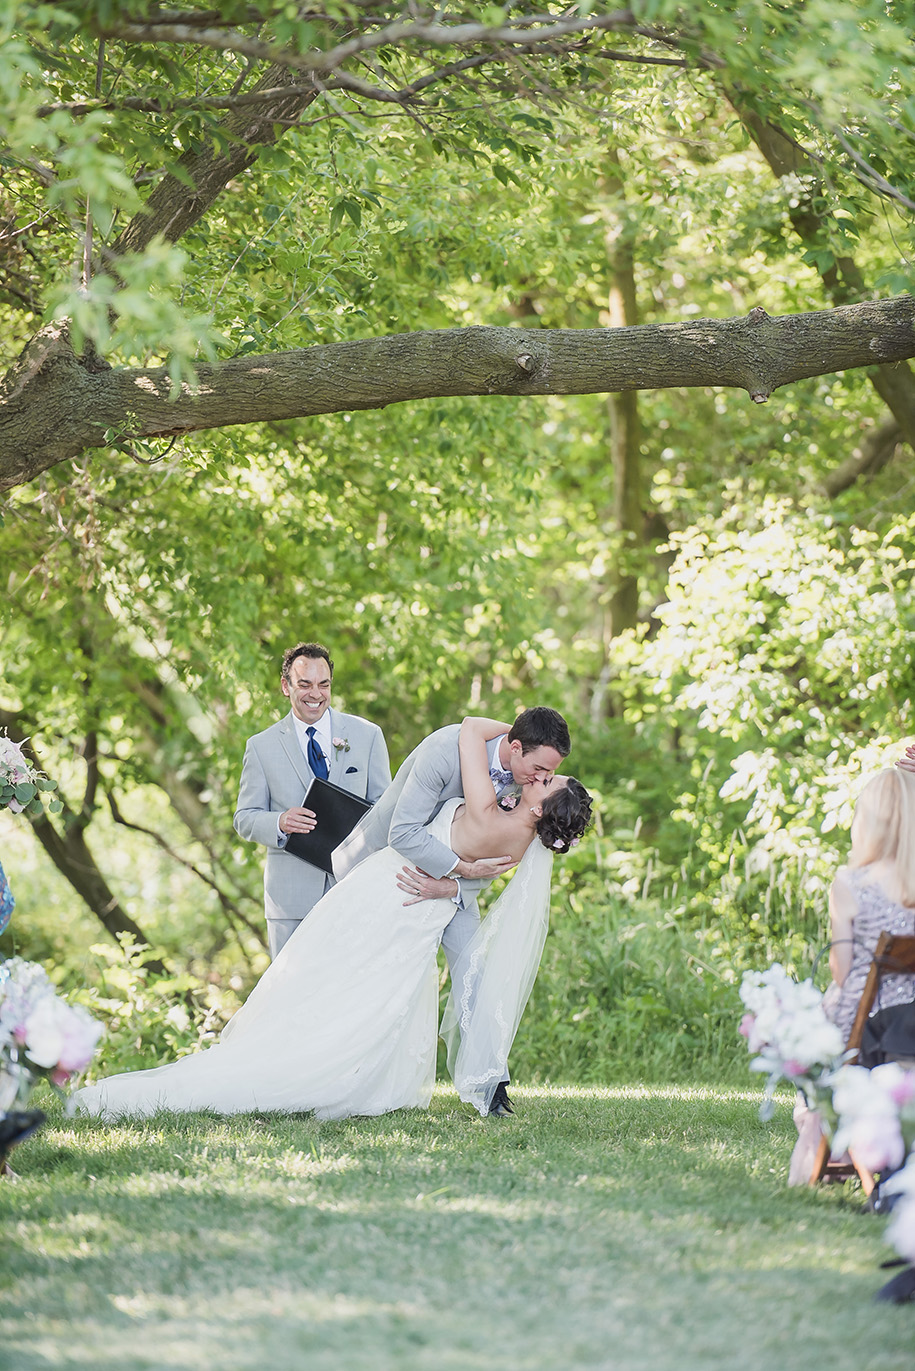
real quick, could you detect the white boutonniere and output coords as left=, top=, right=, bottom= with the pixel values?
left=332, top=736, right=350, bottom=754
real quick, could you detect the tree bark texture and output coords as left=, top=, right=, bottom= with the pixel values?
left=604, top=147, right=643, bottom=640
left=110, top=65, right=319, bottom=258
left=3, top=298, right=915, bottom=491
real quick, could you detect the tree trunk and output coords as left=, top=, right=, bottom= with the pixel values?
left=604, top=148, right=643, bottom=640
left=111, top=65, right=319, bottom=259
left=4, top=298, right=915, bottom=491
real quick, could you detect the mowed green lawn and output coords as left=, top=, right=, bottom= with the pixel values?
left=0, top=1085, right=910, bottom=1371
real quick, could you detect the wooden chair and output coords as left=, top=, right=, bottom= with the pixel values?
left=810, top=932, right=915, bottom=1193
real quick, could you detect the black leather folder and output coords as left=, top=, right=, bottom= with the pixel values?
left=284, top=777, right=373, bottom=875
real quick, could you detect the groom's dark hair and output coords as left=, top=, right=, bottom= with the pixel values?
left=508, top=707, right=570, bottom=757
left=282, top=642, right=334, bottom=680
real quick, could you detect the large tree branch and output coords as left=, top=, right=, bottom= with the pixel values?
left=97, top=10, right=648, bottom=75
left=3, top=300, right=915, bottom=491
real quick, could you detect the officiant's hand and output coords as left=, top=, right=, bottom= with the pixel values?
left=397, top=866, right=459, bottom=905
left=279, top=805, right=317, bottom=834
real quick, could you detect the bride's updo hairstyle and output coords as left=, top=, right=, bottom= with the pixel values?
left=536, top=778, right=593, bottom=855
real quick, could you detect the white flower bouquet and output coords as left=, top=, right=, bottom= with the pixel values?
left=740, top=965, right=915, bottom=1299
left=739, top=963, right=847, bottom=1119
left=0, top=733, right=61, bottom=816
left=0, top=958, right=103, bottom=1111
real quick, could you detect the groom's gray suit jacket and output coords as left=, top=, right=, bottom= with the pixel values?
left=333, top=723, right=488, bottom=959
left=234, top=708, right=391, bottom=932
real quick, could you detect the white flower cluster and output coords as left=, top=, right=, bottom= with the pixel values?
left=0, top=735, right=38, bottom=812
left=739, top=963, right=846, bottom=1080
left=0, top=958, right=103, bottom=1089
left=885, top=1155, right=915, bottom=1265
left=0, top=732, right=58, bottom=816
left=830, top=1062, right=915, bottom=1174
left=829, top=1062, right=915, bottom=1267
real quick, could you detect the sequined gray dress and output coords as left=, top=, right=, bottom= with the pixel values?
left=821, top=867, right=915, bottom=1041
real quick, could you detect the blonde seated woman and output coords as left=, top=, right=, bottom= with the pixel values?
left=75, top=716, right=593, bottom=1123
left=790, top=768, right=915, bottom=1184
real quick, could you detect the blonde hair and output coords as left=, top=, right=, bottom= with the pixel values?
left=849, top=768, right=915, bottom=905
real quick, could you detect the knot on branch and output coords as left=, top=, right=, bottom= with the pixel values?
left=516, top=353, right=534, bottom=373
left=1, top=320, right=79, bottom=404
left=747, top=306, right=770, bottom=325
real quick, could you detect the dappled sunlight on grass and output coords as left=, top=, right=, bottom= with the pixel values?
left=508, top=1082, right=777, bottom=1106
left=2, top=1085, right=910, bottom=1371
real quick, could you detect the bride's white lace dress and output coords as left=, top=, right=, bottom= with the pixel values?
left=74, top=799, right=552, bottom=1121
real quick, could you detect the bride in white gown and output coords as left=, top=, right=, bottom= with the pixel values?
left=74, top=717, right=593, bottom=1121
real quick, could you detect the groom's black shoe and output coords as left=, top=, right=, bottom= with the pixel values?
left=488, top=1082, right=514, bottom=1117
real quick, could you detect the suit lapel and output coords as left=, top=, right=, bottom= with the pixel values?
left=326, top=709, right=351, bottom=782
left=278, top=714, right=315, bottom=795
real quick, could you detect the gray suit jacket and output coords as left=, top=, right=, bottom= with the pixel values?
left=234, top=708, right=390, bottom=926
left=333, top=725, right=485, bottom=912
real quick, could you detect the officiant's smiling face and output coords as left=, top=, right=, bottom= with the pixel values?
left=282, top=655, right=332, bottom=725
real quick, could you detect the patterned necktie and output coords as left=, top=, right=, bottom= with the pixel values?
left=490, top=767, right=514, bottom=790
left=306, top=726, right=328, bottom=780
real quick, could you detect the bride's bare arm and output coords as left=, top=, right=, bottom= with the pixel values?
left=395, top=717, right=518, bottom=905
left=457, top=716, right=514, bottom=823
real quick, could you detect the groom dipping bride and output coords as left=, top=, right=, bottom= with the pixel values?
left=75, top=713, right=593, bottom=1123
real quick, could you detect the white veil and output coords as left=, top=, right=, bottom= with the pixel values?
left=441, top=837, right=554, bottom=1116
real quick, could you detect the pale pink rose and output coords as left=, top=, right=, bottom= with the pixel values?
left=834, top=1110, right=906, bottom=1173
left=56, top=1007, right=104, bottom=1073
left=23, top=997, right=67, bottom=1068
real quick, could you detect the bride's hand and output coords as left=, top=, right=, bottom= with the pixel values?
left=452, top=854, right=518, bottom=880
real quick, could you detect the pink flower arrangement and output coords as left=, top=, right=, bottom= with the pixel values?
left=0, top=958, right=103, bottom=1109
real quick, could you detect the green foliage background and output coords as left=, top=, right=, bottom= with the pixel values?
left=2, top=1, right=915, bottom=1084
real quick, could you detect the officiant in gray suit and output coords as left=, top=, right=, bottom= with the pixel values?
left=234, top=642, right=391, bottom=959
left=333, top=706, right=570, bottom=1114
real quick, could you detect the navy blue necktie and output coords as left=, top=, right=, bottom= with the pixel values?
left=306, top=727, right=328, bottom=780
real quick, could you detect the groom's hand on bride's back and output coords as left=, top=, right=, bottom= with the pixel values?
left=396, top=856, right=515, bottom=905
left=452, top=855, right=517, bottom=881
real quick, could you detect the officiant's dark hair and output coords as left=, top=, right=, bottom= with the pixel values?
left=509, top=706, right=570, bottom=757
left=282, top=642, right=334, bottom=680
